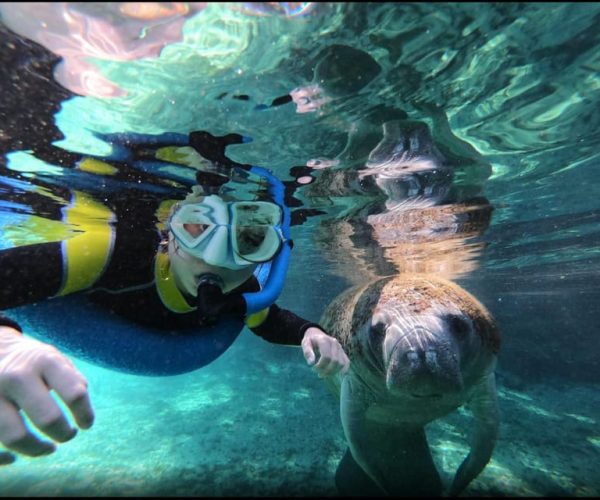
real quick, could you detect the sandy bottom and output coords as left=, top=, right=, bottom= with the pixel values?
left=1, top=328, right=598, bottom=497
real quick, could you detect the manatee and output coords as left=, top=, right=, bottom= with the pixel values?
left=320, top=274, right=501, bottom=497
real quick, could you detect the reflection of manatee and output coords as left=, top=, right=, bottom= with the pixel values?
left=320, top=274, right=501, bottom=497
left=306, top=119, right=454, bottom=204
left=361, top=119, right=453, bottom=209
left=313, top=193, right=493, bottom=284
left=307, top=118, right=493, bottom=283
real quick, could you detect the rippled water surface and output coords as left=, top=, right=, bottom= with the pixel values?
left=0, top=2, right=599, bottom=496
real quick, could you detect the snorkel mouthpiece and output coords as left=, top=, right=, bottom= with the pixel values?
left=196, top=273, right=246, bottom=326
left=197, top=273, right=225, bottom=289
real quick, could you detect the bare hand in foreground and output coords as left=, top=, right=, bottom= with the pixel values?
left=0, top=327, right=94, bottom=465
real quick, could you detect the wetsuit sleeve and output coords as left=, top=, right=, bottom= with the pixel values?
left=250, top=303, right=321, bottom=346
left=0, top=314, right=23, bottom=334
left=0, top=243, right=63, bottom=310
left=233, top=275, right=322, bottom=346
left=0, top=244, right=62, bottom=335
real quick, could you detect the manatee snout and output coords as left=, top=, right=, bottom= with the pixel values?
left=383, top=323, right=464, bottom=398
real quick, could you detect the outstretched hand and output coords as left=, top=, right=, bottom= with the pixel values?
left=0, top=327, right=94, bottom=465
left=301, top=327, right=350, bottom=378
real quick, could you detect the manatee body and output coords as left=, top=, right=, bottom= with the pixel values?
left=321, top=274, right=501, bottom=497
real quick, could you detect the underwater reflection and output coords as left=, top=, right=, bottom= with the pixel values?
left=0, top=2, right=205, bottom=97
left=306, top=115, right=493, bottom=282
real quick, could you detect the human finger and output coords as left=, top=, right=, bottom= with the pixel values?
left=315, top=341, right=349, bottom=377
left=8, top=375, right=77, bottom=444
left=313, top=341, right=336, bottom=377
left=0, top=398, right=55, bottom=457
left=301, top=337, right=317, bottom=366
left=43, top=361, right=94, bottom=430
left=0, top=450, right=16, bottom=465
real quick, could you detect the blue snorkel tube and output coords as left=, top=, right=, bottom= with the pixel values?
left=242, top=165, right=292, bottom=315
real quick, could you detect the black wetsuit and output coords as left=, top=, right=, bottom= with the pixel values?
left=0, top=192, right=318, bottom=346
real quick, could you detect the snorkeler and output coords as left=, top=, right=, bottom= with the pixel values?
left=0, top=130, right=349, bottom=465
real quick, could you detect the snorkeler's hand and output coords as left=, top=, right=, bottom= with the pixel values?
left=0, top=326, right=94, bottom=465
left=301, top=327, right=350, bottom=378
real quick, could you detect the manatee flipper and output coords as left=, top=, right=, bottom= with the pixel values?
left=339, top=374, right=443, bottom=496
left=449, top=372, right=499, bottom=496
left=340, top=373, right=387, bottom=492
left=335, top=447, right=386, bottom=497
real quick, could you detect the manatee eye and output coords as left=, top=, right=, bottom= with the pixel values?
left=447, top=315, right=471, bottom=339
left=369, top=322, right=386, bottom=339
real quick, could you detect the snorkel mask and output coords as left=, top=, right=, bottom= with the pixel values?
left=168, top=196, right=285, bottom=270
left=168, top=165, right=293, bottom=316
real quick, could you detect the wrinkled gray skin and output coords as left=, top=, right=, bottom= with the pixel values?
left=321, top=275, right=500, bottom=497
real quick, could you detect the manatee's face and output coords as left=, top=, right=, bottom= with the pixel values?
left=369, top=305, right=471, bottom=399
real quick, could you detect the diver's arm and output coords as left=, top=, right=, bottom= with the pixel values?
left=233, top=275, right=318, bottom=345
left=233, top=276, right=350, bottom=376
left=249, top=302, right=319, bottom=345
left=0, top=243, right=63, bottom=310
left=0, top=315, right=24, bottom=334
left=0, top=245, right=96, bottom=466
left=249, top=305, right=349, bottom=377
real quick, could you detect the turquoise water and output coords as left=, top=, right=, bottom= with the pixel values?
left=1, top=2, right=599, bottom=496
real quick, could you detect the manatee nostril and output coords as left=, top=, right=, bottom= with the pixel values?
left=425, top=349, right=438, bottom=367
left=406, top=350, right=419, bottom=364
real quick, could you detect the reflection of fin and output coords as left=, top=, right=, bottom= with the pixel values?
left=77, top=158, right=118, bottom=175
left=93, top=131, right=189, bottom=162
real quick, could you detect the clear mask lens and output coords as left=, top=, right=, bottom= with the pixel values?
left=169, top=198, right=284, bottom=267
left=231, top=202, right=283, bottom=263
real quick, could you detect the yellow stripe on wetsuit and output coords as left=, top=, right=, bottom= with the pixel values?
left=58, top=191, right=115, bottom=296
left=154, top=250, right=195, bottom=313
left=245, top=307, right=269, bottom=328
